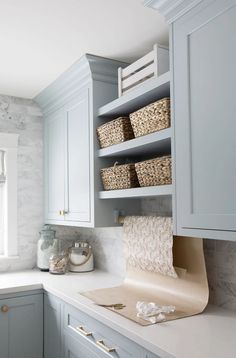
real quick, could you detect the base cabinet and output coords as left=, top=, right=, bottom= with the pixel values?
left=0, top=292, right=43, bottom=358
left=44, top=292, right=160, bottom=358
left=44, top=293, right=62, bottom=358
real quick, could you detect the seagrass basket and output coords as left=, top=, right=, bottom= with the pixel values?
left=135, top=155, right=172, bottom=187
left=130, top=97, right=170, bottom=138
left=97, top=117, right=134, bottom=149
left=101, top=162, right=139, bottom=191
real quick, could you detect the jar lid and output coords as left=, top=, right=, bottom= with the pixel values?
left=39, top=224, right=56, bottom=238
left=74, top=242, right=89, bottom=248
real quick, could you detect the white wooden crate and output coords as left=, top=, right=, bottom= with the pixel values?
left=118, top=44, right=169, bottom=97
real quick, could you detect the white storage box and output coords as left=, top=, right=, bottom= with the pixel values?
left=118, top=44, right=169, bottom=97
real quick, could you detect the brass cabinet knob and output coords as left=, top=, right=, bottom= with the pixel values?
left=59, top=210, right=68, bottom=216
left=1, top=305, right=9, bottom=313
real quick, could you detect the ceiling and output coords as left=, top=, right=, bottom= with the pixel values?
left=0, top=0, right=168, bottom=99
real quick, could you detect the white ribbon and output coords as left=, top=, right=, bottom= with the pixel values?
left=136, top=301, right=175, bottom=323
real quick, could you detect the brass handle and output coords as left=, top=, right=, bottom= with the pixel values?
left=76, top=325, right=92, bottom=337
left=59, top=210, right=68, bottom=216
left=96, top=340, right=116, bottom=353
left=1, top=305, right=9, bottom=313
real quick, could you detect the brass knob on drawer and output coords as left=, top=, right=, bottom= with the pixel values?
left=96, top=340, right=116, bottom=353
left=1, top=305, right=9, bottom=313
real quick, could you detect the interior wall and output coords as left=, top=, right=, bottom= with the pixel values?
left=0, top=94, right=43, bottom=271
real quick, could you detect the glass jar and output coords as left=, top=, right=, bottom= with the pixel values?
left=37, top=225, right=56, bottom=271
left=49, top=252, right=68, bottom=274
left=49, top=239, right=68, bottom=274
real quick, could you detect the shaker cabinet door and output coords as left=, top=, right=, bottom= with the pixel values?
left=0, top=294, right=43, bottom=358
left=45, top=108, right=66, bottom=221
left=173, top=0, right=236, bottom=238
left=44, top=293, right=62, bottom=358
left=65, top=89, right=91, bottom=223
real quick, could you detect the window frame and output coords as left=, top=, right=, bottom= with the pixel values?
left=0, top=133, right=19, bottom=258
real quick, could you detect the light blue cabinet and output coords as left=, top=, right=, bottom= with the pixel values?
left=45, top=107, right=65, bottom=222
left=43, top=292, right=160, bottom=358
left=172, top=0, right=236, bottom=240
left=44, top=293, right=62, bottom=358
left=63, top=302, right=144, bottom=358
left=0, top=292, right=43, bottom=358
left=44, top=87, right=91, bottom=224
left=65, top=89, right=91, bottom=223
left=37, top=54, right=133, bottom=228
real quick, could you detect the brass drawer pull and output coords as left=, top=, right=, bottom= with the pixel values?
left=1, top=305, right=9, bottom=313
left=96, top=339, right=116, bottom=353
left=76, top=325, right=92, bottom=336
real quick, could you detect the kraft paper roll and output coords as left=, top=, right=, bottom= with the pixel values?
left=81, top=217, right=209, bottom=326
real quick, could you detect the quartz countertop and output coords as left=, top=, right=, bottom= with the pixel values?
left=0, top=269, right=235, bottom=358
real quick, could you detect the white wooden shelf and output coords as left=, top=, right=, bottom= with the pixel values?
left=98, top=71, right=170, bottom=118
left=97, top=128, right=171, bottom=158
left=99, top=185, right=172, bottom=199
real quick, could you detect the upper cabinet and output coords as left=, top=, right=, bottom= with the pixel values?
left=44, top=88, right=91, bottom=224
left=145, top=0, right=236, bottom=240
left=36, top=55, right=139, bottom=227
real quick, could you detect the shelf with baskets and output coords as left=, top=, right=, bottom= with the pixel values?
left=97, top=69, right=172, bottom=200
left=97, top=127, right=171, bottom=158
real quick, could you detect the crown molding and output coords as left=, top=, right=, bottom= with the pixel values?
left=143, top=0, right=203, bottom=23
left=35, top=54, right=127, bottom=114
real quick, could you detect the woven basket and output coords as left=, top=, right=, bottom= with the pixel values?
left=97, top=117, right=134, bottom=149
left=135, top=156, right=172, bottom=187
left=130, top=97, right=170, bottom=138
left=101, top=162, right=139, bottom=191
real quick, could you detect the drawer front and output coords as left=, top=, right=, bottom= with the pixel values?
left=63, top=304, right=143, bottom=358
left=64, top=333, right=102, bottom=358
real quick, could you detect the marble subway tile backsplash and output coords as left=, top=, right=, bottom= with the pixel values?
left=204, top=240, right=236, bottom=311
left=0, top=94, right=43, bottom=271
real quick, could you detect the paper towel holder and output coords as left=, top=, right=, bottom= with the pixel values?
left=113, top=209, right=125, bottom=224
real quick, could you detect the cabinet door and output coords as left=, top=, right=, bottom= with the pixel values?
left=44, top=294, right=62, bottom=358
left=65, top=89, right=91, bottom=223
left=0, top=294, right=43, bottom=358
left=173, top=0, right=236, bottom=238
left=45, top=108, right=66, bottom=221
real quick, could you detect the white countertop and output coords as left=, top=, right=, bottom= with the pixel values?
left=0, top=269, right=236, bottom=358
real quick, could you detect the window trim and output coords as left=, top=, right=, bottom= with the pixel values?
left=0, top=133, right=19, bottom=257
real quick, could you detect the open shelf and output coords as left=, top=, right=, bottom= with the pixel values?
left=97, top=128, right=171, bottom=158
left=99, top=185, right=172, bottom=199
left=98, top=71, right=170, bottom=118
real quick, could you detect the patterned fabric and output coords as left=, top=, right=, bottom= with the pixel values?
left=123, top=216, right=177, bottom=278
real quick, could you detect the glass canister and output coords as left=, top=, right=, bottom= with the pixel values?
left=49, top=239, right=68, bottom=275
left=37, top=225, right=56, bottom=271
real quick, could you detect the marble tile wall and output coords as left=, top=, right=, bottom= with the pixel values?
left=0, top=94, right=43, bottom=271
